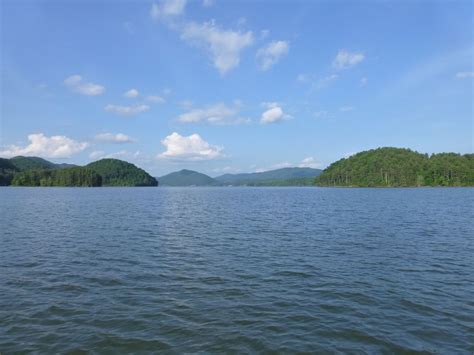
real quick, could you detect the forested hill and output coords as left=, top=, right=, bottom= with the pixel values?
left=1, top=156, right=157, bottom=187
left=9, top=156, right=77, bottom=171
left=158, top=169, right=217, bottom=186
left=216, top=167, right=322, bottom=186
left=86, top=159, right=158, bottom=186
left=315, top=148, right=474, bottom=187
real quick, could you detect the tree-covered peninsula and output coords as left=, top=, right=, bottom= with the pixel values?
left=315, top=147, right=474, bottom=187
left=1, top=156, right=157, bottom=187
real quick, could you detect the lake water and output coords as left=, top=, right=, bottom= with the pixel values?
left=1, top=187, right=473, bottom=353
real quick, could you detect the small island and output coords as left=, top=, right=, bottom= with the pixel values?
left=0, top=157, right=158, bottom=187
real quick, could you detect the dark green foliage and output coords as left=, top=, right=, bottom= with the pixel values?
left=11, top=167, right=102, bottom=187
left=86, top=159, right=158, bottom=186
left=10, top=156, right=57, bottom=171
left=315, top=148, right=474, bottom=187
left=216, top=167, right=322, bottom=186
left=245, top=177, right=316, bottom=186
left=158, top=169, right=218, bottom=186
left=9, top=156, right=77, bottom=171
left=0, top=158, right=19, bottom=186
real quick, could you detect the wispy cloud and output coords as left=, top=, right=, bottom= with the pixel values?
left=332, top=50, right=365, bottom=70
left=177, top=102, right=248, bottom=125
left=64, top=74, right=105, bottom=96
left=150, top=0, right=187, bottom=22
left=146, top=95, right=166, bottom=103
left=456, top=71, right=474, bottom=79
left=181, top=21, right=254, bottom=75
left=95, top=133, right=134, bottom=144
left=105, top=104, right=150, bottom=116
left=256, top=40, right=289, bottom=70
left=123, top=88, right=139, bottom=98
left=339, top=106, right=355, bottom=112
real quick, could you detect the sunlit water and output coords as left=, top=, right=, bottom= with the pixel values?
left=1, top=187, right=473, bottom=353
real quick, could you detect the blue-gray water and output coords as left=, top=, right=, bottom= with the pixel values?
left=1, top=187, right=473, bottom=353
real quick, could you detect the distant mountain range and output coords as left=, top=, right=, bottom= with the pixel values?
left=158, top=167, right=322, bottom=186
left=158, top=169, right=218, bottom=186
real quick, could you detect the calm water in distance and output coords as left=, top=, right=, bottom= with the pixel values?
left=1, top=187, right=473, bottom=353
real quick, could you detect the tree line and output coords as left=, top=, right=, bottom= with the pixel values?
left=315, top=148, right=474, bottom=187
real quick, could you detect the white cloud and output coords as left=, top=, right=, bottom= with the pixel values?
left=64, top=74, right=105, bottom=96
left=95, top=133, right=134, bottom=144
left=339, top=106, right=355, bottom=112
left=177, top=102, right=248, bottom=125
left=360, top=77, right=368, bottom=86
left=298, top=156, right=322, bottom=169
left=150, top=0, right=186, bottom=21
left=202, top=0, right=214, bottom=6
left=146, top=95, right=166, bottom=103
left=0, top=133, right=88, bottom=158
left=158, top=132, right=223, bottom=160
left=456, top=71, right=474, bottom=79
left=181, top=21, right=254, bottom=75
left=105, top=104, right=150, bottom=116
left=89, top=150, right=105, bottom=159
left=297, top=73, right=338, bottom=90
left=123, top=88, right=139, bottom=98
left=332, top=50, right=365, bottom=70
left=256, top=40, right=289, bottom=70
left=260, top=102, right=290, bottom=124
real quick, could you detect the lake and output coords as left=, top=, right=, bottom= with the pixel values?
left=1, top=187, right=473, bottom=353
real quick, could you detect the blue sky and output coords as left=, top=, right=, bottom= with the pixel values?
left=1, top=0, right=472, bottom=176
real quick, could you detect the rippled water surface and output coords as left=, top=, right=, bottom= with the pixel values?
left=1, top=187, right=473, bottom=353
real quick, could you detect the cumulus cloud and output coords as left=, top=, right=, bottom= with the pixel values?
left=150, top=0, right=186, bottom=21
left=105, top=104, right=150, bottom=116
left=332, top=50, right=365, bottom=70
left=0, top=133, right=88, bottom=158
left=95, top=133, right=134, bottom=144
left=177, top=102, right=248, bottom=125
left=260, top=102, right=290, bottom=124
left=256, top=40, right=289, bottom=70
left=146, top=95, right=166, bottom=103
left=124, top=88, right=139, bottom=98
left=181, top=21, right=254, bottom=74
left=456, top=71, right=474, bottom=79
left=158, top=132, right=223, bottom=160
left=64, top=74, right=105, bottom=96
